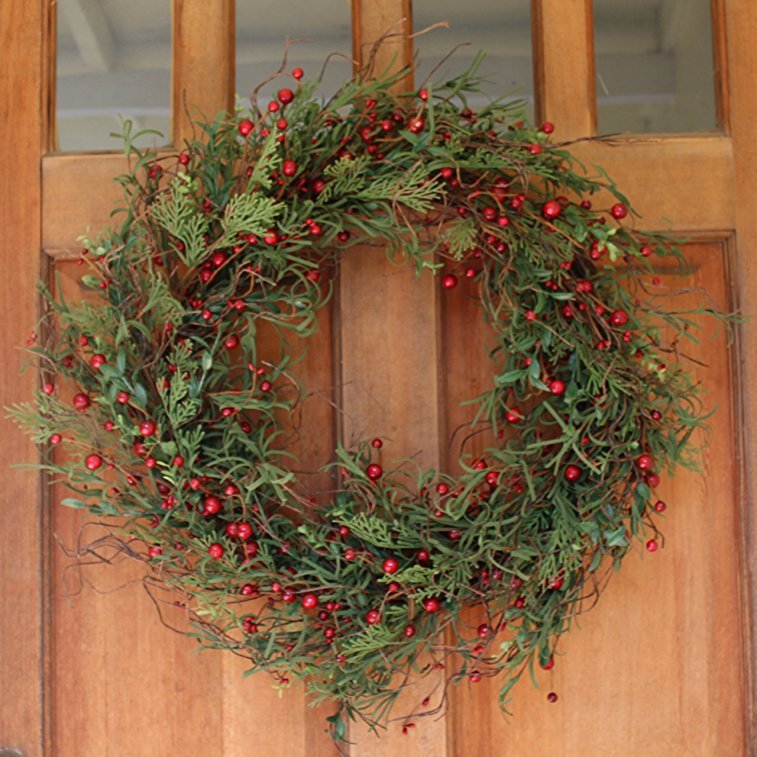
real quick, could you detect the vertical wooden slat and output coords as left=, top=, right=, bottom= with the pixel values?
left=725, top=0, right=757, bottom=748
left=445, top=244, right=746, bottom=755
left=352, top=0, right=413, bottom=85
left=46, top=269, right=224, bottom=757
left=343, top=2, right=448, bottom=756
left=0, top=1, right=44, bottom=754
left=531, top=0, right=596, bottom=137
left=172, top=0, right=235, bottom=145
left=221, top=310, right=338, bottom=756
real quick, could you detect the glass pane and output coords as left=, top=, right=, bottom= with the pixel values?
left=595, top=0, right=718, bottom=133
left=56, top=0, right=171, bottom=152
left=413, top=1, right=534, bottom=121
left=236, top=0, right=352, bottom=103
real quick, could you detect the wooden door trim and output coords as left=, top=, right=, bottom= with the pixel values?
left=725, top=0, right=757, bottom=750
left=0, top=2, right=47, bottom=755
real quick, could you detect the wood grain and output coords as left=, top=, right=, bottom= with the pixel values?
left=220, top=296, right=338, bottom=757
left=724, top=0, right=757, bottom=749
left=532, top=0, right=597, bottom=138
left=172, top=0, right=234, bottom=145
left=12, top=1, right=756, bottom=754
left=352, top=0, right=412, bottom=86
left=48, top=262, right=224, bottom=756
left=569, top=135, right=734, bottom=231
left=444, top=243, right=746, bottom=755
left=0, top=1, right=45, bottom=755
left=343, top=2, right=448, bottom=755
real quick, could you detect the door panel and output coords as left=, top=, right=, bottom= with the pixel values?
left=1, top=1, right=756, bottom=756
left=445, top=242, right=745, bottom=755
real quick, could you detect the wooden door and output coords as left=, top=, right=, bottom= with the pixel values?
left=1, top=1, right=756, bottom=755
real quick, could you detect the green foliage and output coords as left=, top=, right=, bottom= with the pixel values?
left=9, top=55, right=727, bottom=739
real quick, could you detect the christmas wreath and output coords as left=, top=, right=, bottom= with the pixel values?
left=12, top=57, right=715, bottom=740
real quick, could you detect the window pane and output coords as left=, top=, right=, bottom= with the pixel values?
left=56, top=0, right=171, bottom=152
left=594, top=0, right=718, bottom=133
left=413, top=1, right=534, bottom=120
left=236, top=0, right=352, bottom=102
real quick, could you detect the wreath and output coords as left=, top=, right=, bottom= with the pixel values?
left=12, top=58, right=714, bottom=741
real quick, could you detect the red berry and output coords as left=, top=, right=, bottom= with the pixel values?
left=73, top=393, right=91, bottom=410
left=42, top=382, right=55, bottom=395
left=173, top=455, right=184, bottom=467
left=547, top=692, right=558, bottom=703
left=301, top=593, right=319, bottom=610
left=540, top=121, right=555, bottom=134
left=611, top=202, right=628, bottom=220
left=542, top=200, right=562, bottom=220
left=85, top=453, right=102, bottom=471
left=366, top=463, right=382, bottom=480
left=365, top=609, right=381, bottom=625
left=423, top=597, right=441, bottom=613
left=610, top=309, right=629, bottom=326
left=282, top=159, right=297, bottom=177
left=646, top=539, right=659, bottom=552
left=291, top=67, right=304, bottom=80
left=178, top=152, right=190, bottom=165
left=371, top=437, right=382, bottom=448
left=505, top=409, right=523, bottom=423
left=654, top=500, right=667, bottom=512
left=203, top=496, right=221, bottom=515
left=224, top=334, right=239, bottom=350
left=541, top=656, right=555, bottom=670
left=549, top=575, right=564, bottom=590
left=564, top=465, right=581, bottom=482
left=417, top=549, right=430, bottom=565
left=403, top=624, right=416, bottom=637
left=549, top=379, right=566, bottom=396
left=382, top=557, right=399, bottom=574
left=116, top=391, right=130, bottom=404
left=208, top=543, right=224, bottom=559
left=470, top=671, right=482, bottom=683
left=277, top=88, right=294, bottom=104
left=477, top=623, right=489, bottom=638
left=90, top=353, right=107, bottom=370
left=263, top=230, right=279, bottom=246
left=139, top=420, right=157, bottom=437
left=485, top=471, right=499, bottom=486
left=442, top=274, right=458, bottom=289
left=49, top=433, right=62, bottom=445
left=637, top=454, right=654, bottom=470
left=408, top=118, right=424, bottom=133
left=238, top=119, right=254, bottom=136
left=237, top=522, right=253, bottom=540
